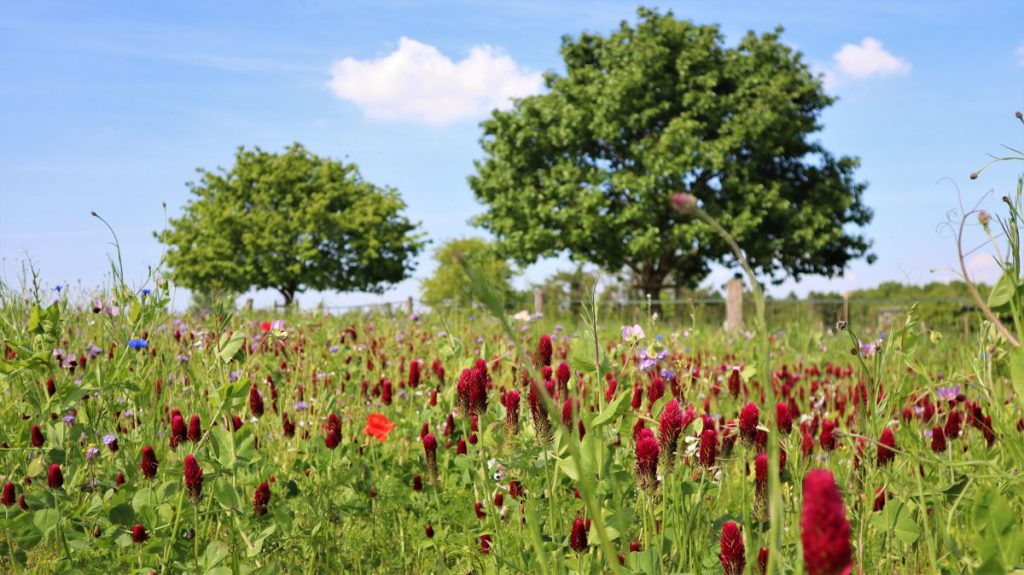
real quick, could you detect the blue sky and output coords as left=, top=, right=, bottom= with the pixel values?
left=1, top=1, right=1022, bottom=309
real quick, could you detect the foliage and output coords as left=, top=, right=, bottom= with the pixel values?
left=2, top=281, right=1023, bottom=573
left=420, top=238, right=516, bottom=309
left=469, top=7, right=874, bottom=294
left=157, top=143, right=426, bottom=306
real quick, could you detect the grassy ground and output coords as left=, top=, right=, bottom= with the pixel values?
left=1, top=280, right=1022, bottom=574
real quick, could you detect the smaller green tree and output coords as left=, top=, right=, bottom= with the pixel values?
left=158, top=144, right=426, bottom=306
left=420, top=238, right=516, bottom=309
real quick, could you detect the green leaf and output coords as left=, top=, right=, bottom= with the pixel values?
left=108, top=503, right=134, bottom=527
left=212, top=479, right=242, bottom=511
left=987, top=271, right=1016, bottom=311
left=217, top=330, right=246, bottom=363
left=210, top=427, right=236, bottom=469
left=32, top=509, right=60, bottom=535
left=28, top=305, right=42, bottom=334
left=592, top=390, right=629, bottom=428
left=12, top=513, right=41, bottom=550
left=892, top=504, right=920, bottom=545
left=1009, top=348, right=1024, bottom=401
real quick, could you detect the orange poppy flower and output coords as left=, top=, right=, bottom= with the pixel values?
left=363, top=413, right=395, bottom=443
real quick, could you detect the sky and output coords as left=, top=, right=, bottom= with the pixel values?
left=1, top=0, right=1023, bottom=310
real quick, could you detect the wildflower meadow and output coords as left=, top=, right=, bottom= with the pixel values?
left=2, top=157, right=1023, bottom=574
left=2, top=5, right=1024, bottom=574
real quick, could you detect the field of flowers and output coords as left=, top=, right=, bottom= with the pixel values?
left=1, top=276, right=1023, bottom=574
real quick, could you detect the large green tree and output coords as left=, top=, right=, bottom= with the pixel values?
left=420, top=237, right=516, bottom=309
left=469, top=8, right=874, bottom=297
left=158, top=144, right=425, bottom=306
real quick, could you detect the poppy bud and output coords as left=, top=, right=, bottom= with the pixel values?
left=670, top=192, right=698, bottom=214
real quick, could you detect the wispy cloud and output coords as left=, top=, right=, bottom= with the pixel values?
left=327, top=37, right=543, bottom=126
left=818, top=37, right=910, bottom=91
left=1016, top=45, right=1024, bottom=68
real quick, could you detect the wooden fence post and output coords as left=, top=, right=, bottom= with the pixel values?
left=407, top=296, right=414, bottom=316
left=534, top=288, right=543, bottom=316
left=725, top=277, right=743, bottom=333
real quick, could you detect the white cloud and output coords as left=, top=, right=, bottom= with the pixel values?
left=964, top=252, right=1002, bottom=285
left=818, top=37, right=910, bottom=91
left=327, top=37, right=543, bottom=126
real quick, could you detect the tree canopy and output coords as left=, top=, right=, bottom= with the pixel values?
left=469, top=8, right=874, bottom=296
left=158, top=144, right=425, bottom=306
left=420, top=237, right=516, bottom=309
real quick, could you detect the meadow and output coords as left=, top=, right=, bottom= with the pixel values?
left=1, top=271, right=1023, bottom=574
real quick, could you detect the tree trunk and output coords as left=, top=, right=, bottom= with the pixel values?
left=278, top=286, right=296, bottom=308
left=635, top=271, right=667, bottom=319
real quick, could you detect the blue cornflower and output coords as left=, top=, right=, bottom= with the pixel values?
left=127, top=338, right=148, bottom=350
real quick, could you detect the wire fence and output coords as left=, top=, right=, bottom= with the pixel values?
left=296, top=295, right=979, bottom=335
